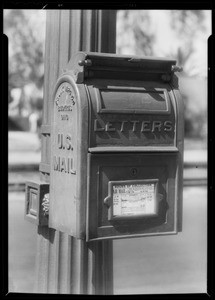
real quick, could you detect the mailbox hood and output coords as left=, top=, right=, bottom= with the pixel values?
left=66, top=52, right=179, bottom=83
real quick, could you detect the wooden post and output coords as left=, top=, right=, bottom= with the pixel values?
left=36, top=10, right=116, bottom=294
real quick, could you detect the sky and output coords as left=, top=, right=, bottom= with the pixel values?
left=4, top=9, right=211, bottom=78
left=150, top=10, right=211, bottom=77
left=117, top=10, right=212, bottom=78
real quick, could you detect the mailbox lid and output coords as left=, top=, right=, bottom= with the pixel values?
left=86, top=79, right=178, bottom=151
left=67, top=51, right=176, bottom=83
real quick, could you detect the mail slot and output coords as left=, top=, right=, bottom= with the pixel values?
left=48, top=52, right=184, bottom=241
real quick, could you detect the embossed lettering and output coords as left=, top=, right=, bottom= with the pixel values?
left=66, top=134, right=73, bottom=150
left=55, top=84, right=76, bottom=107
left=70, top=158, right=76, bottom=174
left=53, top=156, right=60, bottom=171
left=93, top=119, right=174, bottom=133
left=61, top=114, right=69, bottom=120
left=105, top=122, right=116, bottom=132
left=58, top=133, right=73, bottom=150
left=130, top=121, right=139, bottom=132
left=94, top=119, right=104, bottom=131
left=61, top=157, right=67, bottom=172
left=58, top=133, right=65, bottom=149
left=164, top=121, right=173, bottom=131
left=58, top=105, right=73, bottom=112
left=141, top=121, right=151, bottom=132
left=152, top=121, right=162, bottom=132
left=53, top=155, right=76, bottom=174
left=120, top=121, right=128, bottom=132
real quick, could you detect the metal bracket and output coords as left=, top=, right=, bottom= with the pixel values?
left=42, top=193, right=50, bottom=216
left=25, top=181, right=49, bottom=226
left=78, top=59, right=92, bottom=67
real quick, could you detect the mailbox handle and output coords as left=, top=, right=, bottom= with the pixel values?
left=42, top=193, right=50, bottom=216
left=158, top=193, right=164, bottom=201
left=104, top=195, right=111, bottom=208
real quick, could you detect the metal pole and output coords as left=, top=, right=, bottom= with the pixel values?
left=36, top=10, right=116, bottom=294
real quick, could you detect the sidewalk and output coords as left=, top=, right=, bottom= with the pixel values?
left=9, top=131, right=41, bottom=171
left=9, top=151, right=41, bottom=171
left=183, top=150, right=207, bottom=168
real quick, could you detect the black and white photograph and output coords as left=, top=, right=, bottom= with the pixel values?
left=5, top=8, right=211, bottom=295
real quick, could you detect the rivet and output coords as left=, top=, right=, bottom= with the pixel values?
left=131, top=168, right=138, bottom=177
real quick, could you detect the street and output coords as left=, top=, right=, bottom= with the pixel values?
left=9, top=186, right=207, bottom=294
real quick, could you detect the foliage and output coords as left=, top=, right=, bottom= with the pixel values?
left=5, top=9, right=210, bottom=139
left=5, top=9, right=45, bottom=86
left=168, top=10, right=209, bottom=76
left=169, top=11, right=208, bottom=140
left=4, top=9, right=46, bottom=116
left=117, top=10, right=156, bottom=56
left=179, top=75, right=207, bottom=140
left=117, top=10, right=210, bottom=77
left=117, top=10, right=210, bottom=139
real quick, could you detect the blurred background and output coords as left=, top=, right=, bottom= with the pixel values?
left=5, top=9, right=210, bottom=294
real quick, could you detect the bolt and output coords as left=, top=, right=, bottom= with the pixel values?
left=131, top=168, right=137, bottom=177
left=172, top=65, right=183, bottom=72
left=78, top=59, right=92, bottom=67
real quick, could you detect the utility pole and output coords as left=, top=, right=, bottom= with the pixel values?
left=36, top=10, right=116, bottom=294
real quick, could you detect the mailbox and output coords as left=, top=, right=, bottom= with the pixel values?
left=48, top=52, right=184, bottom=241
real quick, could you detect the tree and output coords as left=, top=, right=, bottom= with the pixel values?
left=168, top=10, right=208, bottom=76
left=117, top=10, right=210, bottom=77
left=117, top=10, right=155, bottom=56
left=116, top=10, right=210, bottom=141
left=4, top=9, right=46, bottom=116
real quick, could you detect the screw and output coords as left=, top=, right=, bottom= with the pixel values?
left=131, top=168, right=137, bottom=177
left=172, top=65, right=183, bottom=72
left=78, top=59, right=92, bottom=67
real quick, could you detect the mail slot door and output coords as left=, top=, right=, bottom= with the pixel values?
left=86, top=79, right=177, bottom=151
left=87, top=152, right=179, bottom=241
